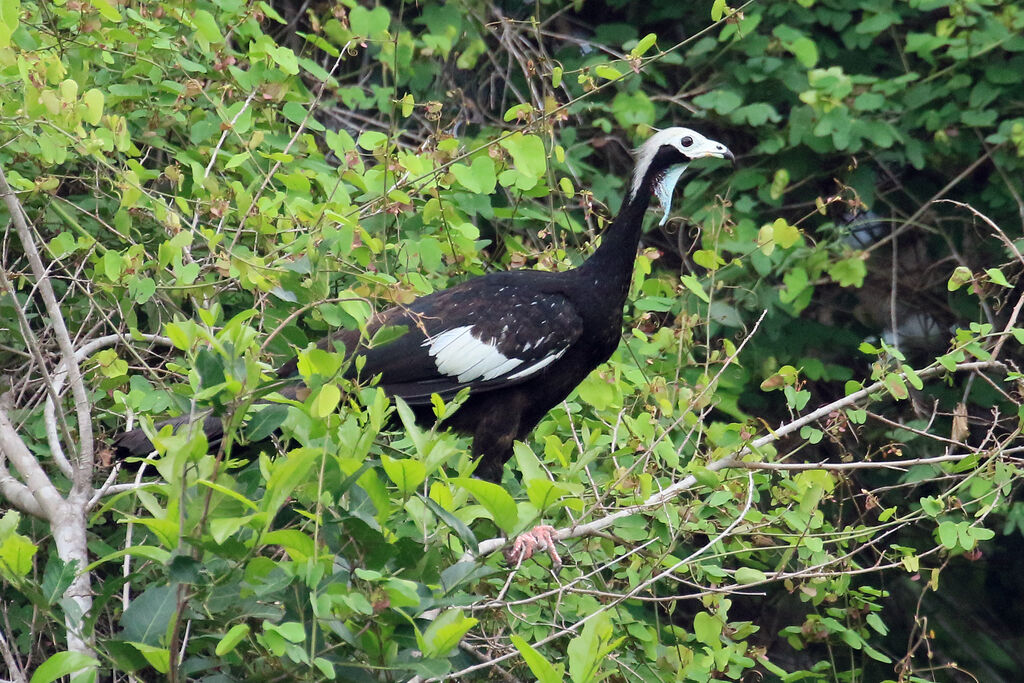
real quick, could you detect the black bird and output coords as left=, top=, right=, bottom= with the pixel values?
left=114, top=128, right=733, bottom=484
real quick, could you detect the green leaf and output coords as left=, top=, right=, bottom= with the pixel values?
left=394, top=396, right=426, bottom=456
left=937, top=521, right=959, bottom=550
left=0, top=0, right=21, bottom=48
left=0, top=522, right=37, bottom=578
left=246, top=404, right=288, bottom=441
left=454, top=478, right=518, bottom=533
left=29, top=651, right=99, bottom=683
left=711, top=0, right=727, bottom=21
left=568, top=611, right=620, bottom=683
left=919, top=496, right=944, bottom=517
left=693, top=89, right=742, bottom=115
left=559, top=176, right=575, bottom=198
left=399, top=92, right=414, bottom=117
left=314, top=384, right=341, bottom=417
left=866, top=612, right=889, bottom=635
left=576, top=371, right=618, bottom=410
left=854, top=92, right=885, bottom=111
left=800, top=425, right=823, bottom=443
left=283, top=100, right=315, bottom=125
left=772, top=217, right=800, bottom=248
left=828, top=256, right=867, bottom=288
left=612, top=90, right=655, bottom=128
left=692, top=467, right=720, bottom=488
left=215, top=624, right=251, bottom=656
left=349, top=5, right=390, bottom=36
left=770, top=168, right=790, bottom=200
left=103, top=249, right=123, bottom=282
left=120, top=584, right=178, bottom=646
left=41, top=555, right=77, bottom=606
left=418, top=609, right=477, bottom=658
left=788, top=37, right=819, bottom=67
left=192, top=9, right=223, bottom=43
left=420, top=495, right=478, bottom=553
left=262, top=448, right=319, bottom=522
left=258, top=1, right=286, bottom=23
left=863, top=642, right=892, bottom=663
left=503, top=102, right=534, bottom=122
left=986, top=267, right=1012, bottom=287
left=901, top=364, right=923, bottom=391
left=128, top=277, right=156, bottom=304
left=735, top=567, right=767, bottom=584
left=936, top=350, right=963, bottom=372
left=693, top=248, right=725, bottom=271
left=680, top=274, right=710, bottom=303
left=856, top=11, right=900, bottom=35
left=526, top=478, right=568, bottom=512
left=511, top=636, right=563, bottom=683
left=551, top=66, right=563, bottom=88
left=91, top=0, right=122, bottom=22
left=273, top=621, right=306, bottom=643
left=357, top=131, right=388, bottom=151
left=693, top=611, right=723, bottom=647
left=780, top=267, right=810, bottom=305
left=128, top=642, right=170, bottom=673
left=884, top=373, right=908, bottom=400
left=451, top=156, right=496, bottom=194
left=314, top=657, right=335, bottom=678
left=947, top=266, right=973, bottom=291
left=262, top=529, right=316, bottom=560
left=381, top=455, right=427, bottom=496
left=82, top=88, right=104, bottom=125
left=632, top=33, right=657, bottom=57
left=498, top=133, right=547, bottom=181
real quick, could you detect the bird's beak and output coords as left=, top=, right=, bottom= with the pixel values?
left=696, top=143, right=737, bottom=164
left=704, top=147, right=735, bottom=163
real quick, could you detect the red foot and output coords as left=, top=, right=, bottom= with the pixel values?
left=504, top=525, right=561, bottom=568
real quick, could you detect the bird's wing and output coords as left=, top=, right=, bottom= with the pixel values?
left=342, top=283, right=583, bottom=403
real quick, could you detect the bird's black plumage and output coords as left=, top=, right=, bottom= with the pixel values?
left=113, top=128, right=733, bottom=482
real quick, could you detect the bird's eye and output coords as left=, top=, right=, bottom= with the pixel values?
left=681, top=136, right=693, bottom=147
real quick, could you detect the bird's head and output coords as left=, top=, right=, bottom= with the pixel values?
left=630, top=127, right=734, bottom=225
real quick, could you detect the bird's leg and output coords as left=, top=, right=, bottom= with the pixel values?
left=504, top=525, right=561, bottom=568
left=466, top=401, right=522, bottom=482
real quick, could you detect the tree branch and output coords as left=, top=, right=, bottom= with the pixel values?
left=0, top=166, right=94, bottom=496
left=45, top=333, right=173, bottom=476
left=466, top=358, right=1007, bottom=560
left=0, top=396, right=63, bottom=520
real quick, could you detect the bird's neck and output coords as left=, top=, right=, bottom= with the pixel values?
left=576, top=180, right=654, bottom=300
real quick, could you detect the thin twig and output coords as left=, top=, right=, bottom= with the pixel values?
left=465, top=359, right=1006, bottom=562
left=0, top=165, right=94, bottom=493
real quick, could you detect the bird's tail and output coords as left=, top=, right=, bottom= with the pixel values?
left=111, top=413, right=225, bottom=460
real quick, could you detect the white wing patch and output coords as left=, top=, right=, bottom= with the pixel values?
left=507, top=347, right=568, bottom=379
left=422, top=325, right=567, bottom=383
left=423, top=326, right=523, bottom=383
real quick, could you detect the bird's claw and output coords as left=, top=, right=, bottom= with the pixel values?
left=504, top=524, right=561, bottom=569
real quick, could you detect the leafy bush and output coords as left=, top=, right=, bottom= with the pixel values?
left=0, top=0, right=1022, bottom=681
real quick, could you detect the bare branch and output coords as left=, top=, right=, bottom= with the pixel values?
left=45, top=333, right=173, bottom=481
left=734, top=447, right=1022, bottom=472
left=0, top=619, right=27, bottom=683
left=0, top=396, right=63, bottom=520
left=0, top=166, right=94, bottom=494
left=466, top=358, right=1007, bottom=561
left=935, top=199, right=1024, bottom=363
left=865, top=148, right=998, bottom=256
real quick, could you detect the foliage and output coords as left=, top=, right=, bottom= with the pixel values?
left=0, top=0, right=1022, bottom=681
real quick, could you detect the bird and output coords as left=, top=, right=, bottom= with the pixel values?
left=113, top=128, right=734, bottom=488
